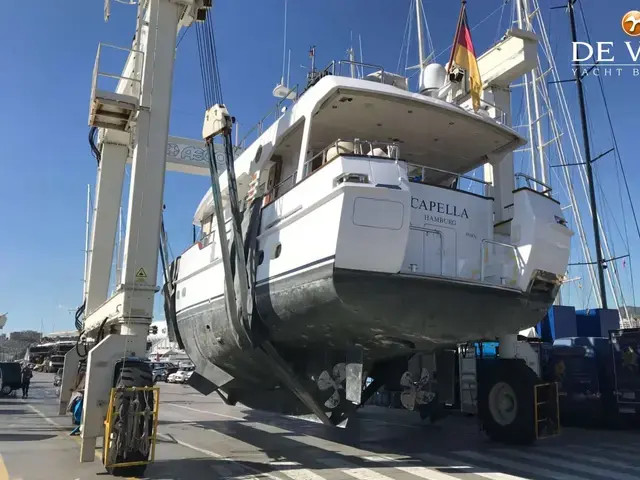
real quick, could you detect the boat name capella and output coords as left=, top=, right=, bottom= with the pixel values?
left=411, top=197, right=469, bottom=219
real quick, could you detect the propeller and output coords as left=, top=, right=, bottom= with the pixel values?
left=316, top=363, right=347, bottom=409
left=400, top=368, right=436, bottom=411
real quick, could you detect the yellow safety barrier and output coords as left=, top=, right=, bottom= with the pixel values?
left=103, top=386, right=160, bottom=469
left=534, top=382, right=560, bottom=439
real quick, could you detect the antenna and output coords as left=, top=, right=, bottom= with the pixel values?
left=280, top=0, right=288, bottom=85
left=347, top=32, right=356, bottom=79
left=273, top=0, right=295, bottom=100
left=358, top=35, right=364, bottom=78
left=287, top=49, right=291, bottom=87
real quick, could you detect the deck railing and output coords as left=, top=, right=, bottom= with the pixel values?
left=239, top=59, right=390, bottom=149
left=515, top=173, right=553, bottom=195
left=91, top=42, right=144, bottom=102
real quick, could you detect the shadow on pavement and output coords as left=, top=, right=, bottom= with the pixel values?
left=145, top=435, right=499, bottom=480
left=0, top=408, right=32, bottom=416
left=0, top=433, right=57, bottom=441
left=160, top=419, right=521, bottom=479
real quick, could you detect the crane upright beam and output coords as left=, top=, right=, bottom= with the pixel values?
left=57, top=0, right=212, bottom=466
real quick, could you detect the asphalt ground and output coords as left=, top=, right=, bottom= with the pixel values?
left=1, top=372, right=640, bottom=479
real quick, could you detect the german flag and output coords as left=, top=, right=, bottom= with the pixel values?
left=448, top=2, right=482, bottom=112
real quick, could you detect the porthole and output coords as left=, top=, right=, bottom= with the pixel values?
left=274, top=244, right=282, bottom=259
left=182, top=288, right=187, bottom=297
left=258, top=250, right=265, bottom=265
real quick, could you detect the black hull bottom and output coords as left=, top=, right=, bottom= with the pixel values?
left=176, top=262, right=556, bottom=415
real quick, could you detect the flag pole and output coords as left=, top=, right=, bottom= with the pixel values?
left=447, top=0, right=467, bottom=74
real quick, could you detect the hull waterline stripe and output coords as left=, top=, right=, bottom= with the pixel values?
left=177, top=255, right=335, bottom=314
left=254, top=255, right=335, bottom=287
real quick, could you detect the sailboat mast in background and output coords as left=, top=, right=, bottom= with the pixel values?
left=567, top=0, right=608, bottom=309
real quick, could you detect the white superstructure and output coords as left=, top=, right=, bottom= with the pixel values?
left=176, top=50, right=572, bottom=336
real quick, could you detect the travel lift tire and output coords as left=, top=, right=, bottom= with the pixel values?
left=103, top=359, right=154, bottom=478
left=477, top=359, right=541, bottom=445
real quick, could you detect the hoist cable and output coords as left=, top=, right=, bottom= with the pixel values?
left=193, top=10, right=252, bottom=348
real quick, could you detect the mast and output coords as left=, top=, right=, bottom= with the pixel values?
left=516, top=1, right=538, bottom=181
left=568, top=0, right=608, bottom=309
left=524, top=0, right=547, bottom=185
left=415, top=0, right=425, bottom=69
left=348, top=46, right=356, bottom=78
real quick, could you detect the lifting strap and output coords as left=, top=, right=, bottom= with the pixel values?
left=195, top=11, right=252, bottom=348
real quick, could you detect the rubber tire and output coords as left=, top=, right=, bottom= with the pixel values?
left=477, top=359, right=539, bottom=445
left=105, top=361, right=154, bottom=478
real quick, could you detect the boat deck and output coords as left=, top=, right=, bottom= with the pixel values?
left=2, top=372, right=640, bottom=479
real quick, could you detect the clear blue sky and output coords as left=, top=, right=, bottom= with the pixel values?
left=1, top=0, right=638, bottom=334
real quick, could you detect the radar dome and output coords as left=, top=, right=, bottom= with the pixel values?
left=420, top=63, right=446, bottom=96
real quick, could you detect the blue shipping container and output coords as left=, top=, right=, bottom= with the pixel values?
left=537, top=305, right=578, bottom=342
left=575, top=309, right=620, bottom=337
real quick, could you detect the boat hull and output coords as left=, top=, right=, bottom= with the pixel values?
left=175, top=260, right=556, bottom=399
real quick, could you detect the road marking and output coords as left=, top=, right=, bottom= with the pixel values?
left=156, top=433, right=280, bottom=480
left=0, top=455, right=9, bottom=480
left=25, top=403, right=63, bottom=429
left=268, top=460, right=329, bottom=480
left=568, top=444, right=640, bottom=463
left=498, top=448, right=639, bottom=480
left=455, top=450, right=584, bottom=480
left=25, top=403, right=103, bottom=462
left=363, top=455, right=464, bottom=480
left=412, top=453, right=530, bottom=480
left=167, top=404, right=397, bottom=462
left=316, top=457, right=394, bottom=480
left=278, top=468, right=327, bottom=480
left=167, top=403, right=245, bottom=421
left=537, top=445, right=640, bottom=473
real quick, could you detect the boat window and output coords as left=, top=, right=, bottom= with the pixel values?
left=201, top=215, right=213, bottom=238
left=263, top=120, right=306, bottom=203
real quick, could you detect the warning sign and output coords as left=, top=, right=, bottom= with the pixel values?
left=135, top=267, right=148, bottom=281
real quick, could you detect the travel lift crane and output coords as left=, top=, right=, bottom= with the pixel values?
left=58, top=0, right=555, bottom=474
left=56, top=0, right=219, bottom=476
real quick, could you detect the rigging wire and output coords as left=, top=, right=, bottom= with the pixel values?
left=396, top=0, right=414, bottom=74
left=577, top=1, right=639, bottom=312
left=418, top=0, right=436, bottom=60
left=527, top=0, right=601, bottom=306
left=176, top=24, right=191, bottom=49
left=406, top=0, right=506, bottom=82
left=494, top=0, right=510, bottom=43
left=431, top=1, right=509, bottom=64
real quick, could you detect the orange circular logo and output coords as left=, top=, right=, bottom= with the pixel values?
left=622, top=11, right=640, bottom=36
